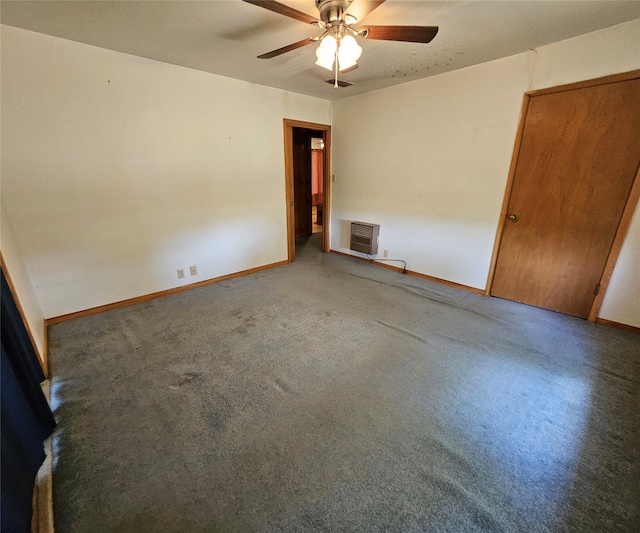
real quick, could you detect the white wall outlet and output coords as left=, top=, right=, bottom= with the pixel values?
left=383, top=250, right=389, bottom=258
left=177, top=269, right=185, bottom=279
left=190, top=265, right=197, bottom=276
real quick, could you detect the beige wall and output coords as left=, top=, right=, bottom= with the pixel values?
left=0, top=201, right=47, bottom=362
left=331, top=52, right=535, bottom=290
left=1, top=26, right=331, bottom=318
left=2, top=20, right=638, bottom=329
left=331, top=19, right=640, bottom=327
left=530, top=19, right=640, bottom=91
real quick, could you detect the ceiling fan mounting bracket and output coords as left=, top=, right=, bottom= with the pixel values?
left=315, top=0, right=356, bottom=25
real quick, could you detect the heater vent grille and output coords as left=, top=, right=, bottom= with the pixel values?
left=350, top=222, right=380, bottom=255
left=326, top=79, right=353, bottom=87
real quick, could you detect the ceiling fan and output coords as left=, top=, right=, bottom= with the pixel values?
left=243, top=0, right=439, bottom=88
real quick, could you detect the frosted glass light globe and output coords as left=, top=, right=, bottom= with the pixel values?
left=337, top=35, right=362, bottom=71
left=315, top=35, right=337, bottom=70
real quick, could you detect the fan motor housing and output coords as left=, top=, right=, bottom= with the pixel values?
left=316, top=0, right=353, bottom=23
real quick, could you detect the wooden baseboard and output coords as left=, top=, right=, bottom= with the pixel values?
left=31, top=381, right=54, bottom=533
left=46, top=260, right=289, bottom=325
left=329, top=250, right=485, bottom=295
left=31, top=438, right=53, bottom=533
left=331, top=250, right=640, bottom=333
left=595, top=318, right=640, bottom=335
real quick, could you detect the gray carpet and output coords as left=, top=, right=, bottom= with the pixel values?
left=49, top=233, right=640, bottom=532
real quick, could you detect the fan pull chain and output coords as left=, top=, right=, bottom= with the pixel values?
left=334, top=43, right=339, bottom=89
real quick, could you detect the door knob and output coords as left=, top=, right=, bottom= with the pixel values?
left=289, top=201, right=294, bottom=207
left=507, top=214, right=518, bottom=222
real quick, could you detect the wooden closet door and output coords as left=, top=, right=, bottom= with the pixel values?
left=491, top=78, right=640, bottom=318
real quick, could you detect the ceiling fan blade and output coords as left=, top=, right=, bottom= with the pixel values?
left=257, top=37, right=317, bottom=59
left=344, top=0, right=386, bottom=24
left=361, top=25, right=439, bottom=43
left=243, top=0, right=320, bottom=25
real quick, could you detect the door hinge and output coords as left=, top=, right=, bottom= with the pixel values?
left=594, top=283, right=601, bottom=296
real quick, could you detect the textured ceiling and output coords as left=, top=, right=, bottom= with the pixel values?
left=1, top=0, right=638, bottom=100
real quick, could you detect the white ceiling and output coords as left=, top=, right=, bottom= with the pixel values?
left=1, top=0, right=638, bottom=100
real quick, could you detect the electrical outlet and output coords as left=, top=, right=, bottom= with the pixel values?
left=177, top=269, right=185, bottom=279
left=190, top=265, right=197, bottom=276
left=332, top=174, right=336, bottom=182
left=383, top=250, right=388, bottom=258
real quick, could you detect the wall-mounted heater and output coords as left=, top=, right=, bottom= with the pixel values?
left=350, top=222, right=380, bottom=255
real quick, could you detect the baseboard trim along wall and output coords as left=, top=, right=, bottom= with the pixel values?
left=595, top=318, right=640, bottom=336
left=41, top=254, right=640, bottom=336
left=32, top=380, right=54, bottom=533
left=330, top=250, right=640, bottom=335
left=329, top=249, right=485, bottom=295
left=46, top=259, right=289, bottom=326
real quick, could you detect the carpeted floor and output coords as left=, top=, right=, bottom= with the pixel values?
left=49, top=233, right=640, bottom=532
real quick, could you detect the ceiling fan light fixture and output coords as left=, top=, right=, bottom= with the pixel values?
left=337, top=34, right=362, bottom=71
left=245, top=0, right=440, bottom=87
left=344, top=14, right=357, bottom=25
left=315, top=34, right=337, bottom=70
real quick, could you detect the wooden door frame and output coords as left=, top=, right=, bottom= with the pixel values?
left=485, top=69, right=640, bottom=322
left=283, top=119, right=331, bottom=262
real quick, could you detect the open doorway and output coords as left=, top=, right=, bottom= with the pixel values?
left=311, top=137, right=324, bottom=235
left=283, top=119, right=331, bottom=262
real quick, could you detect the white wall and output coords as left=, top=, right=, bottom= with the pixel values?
left=0, top=39, right=47, bottom=368
left=530, top=18, right=640, bottom=91
left=331, top=19, right=640, bottom=326
left=331, top=52, right=536, bottom=290
left=599, top=207, right=640, bottom=327
left=2, top=20, right=638, bottom=327
left=0, top=202, right=47, bottom=362
left=1, top=26, right=331, bottom=318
